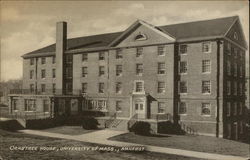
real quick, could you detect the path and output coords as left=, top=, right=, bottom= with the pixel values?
left=20, top=129, right=249, bottom=160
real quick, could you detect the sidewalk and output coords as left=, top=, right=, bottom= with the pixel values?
left=20, top=129, right=248, bottom=160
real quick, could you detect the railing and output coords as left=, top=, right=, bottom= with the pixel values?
left=127, top=113, right=138, bottom=130
left=179, top=121, right=198, bottom=136
left=0, top=111, right=53, bottom=120
left=156, top=113, right=172, bottom=121
left=104, top=112, right=117, bottom=128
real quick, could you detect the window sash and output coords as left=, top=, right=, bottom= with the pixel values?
left=158, top=82, right=165, bottom=93
left=99, top=66, right=105, bottom=76
left=180, top=81, right=187, bottom=93
left=202, top=81, right=211, bottom=93
left=116, top=101, right=122, bottom=111
left=116, top=82, right=122, bottom=93
left=135, top=82, right=143, bottom=92
left=82, top=67, right=88, bottom=77
left=82, top=54, right=88, bottom=61
left=201, top=103, right=211, bottom=115
left=41, top=69, right=46, bottom=78
left=180, top=45, right=187, bottom=54
left=158, top=63, right=166, bottom=74
left=158, top=46, right=165, bottom=55
left=99, top=52, right=105, bottom=60
left=136, top=47, right=143, bottom=57
left=116, top=49, right=123, bottom=59
left=116, top=65, right=122, bottom=76
left=136, top=64, right=143, bottom=75
left=202, top=60, right=211, bottom=73
left=82, top=83, right=87, bottom=93
left=202, top=42, right=211, bottom=53
left=99, top=83, right=104, bottom=93
left=158, top=102, right=165, bottom=113
left=180, top=61, right=187, bottom=73
left=179, top=102, right=187, bottom=114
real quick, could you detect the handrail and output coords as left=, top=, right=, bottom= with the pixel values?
left=104, top=112, right=116, bottom=128
left=156, top=113, right=172, bottom=121
left=179, top=121, right=198, bottom=136
left=127, top=113, right=138, bottom=130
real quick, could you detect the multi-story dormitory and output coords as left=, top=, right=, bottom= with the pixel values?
left=8, top=16, right=248, bottom=140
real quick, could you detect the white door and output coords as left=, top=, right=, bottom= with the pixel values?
left=135, top=102, right=145, bottom=119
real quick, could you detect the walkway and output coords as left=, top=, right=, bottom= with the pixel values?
left=20, top=129, right=248, bottom=160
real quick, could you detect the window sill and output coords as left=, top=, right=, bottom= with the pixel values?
left=157, top=113, right=165, bottom=114
left=179, top=114, right=187, bottom=116
left=202, top=93, right=211, bottom=95
left=201, top=115, right=211, bottom=117
left=180, top=93, right=187, bottom=95
left=202, top=72, right=211, bottom=74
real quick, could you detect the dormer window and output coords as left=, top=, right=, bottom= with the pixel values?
left=234, top=32, right=238, bottom=40
left=134, top=32, right=147, bottom=41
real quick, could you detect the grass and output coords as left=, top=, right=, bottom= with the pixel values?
left=109, top=132, right=249, bottom=157
left=41, top=126, right=100, bottom=135
left=0, top=129, right=207, bottom=160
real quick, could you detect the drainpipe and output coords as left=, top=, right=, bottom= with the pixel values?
left=216, top=39, right=222, bottom=138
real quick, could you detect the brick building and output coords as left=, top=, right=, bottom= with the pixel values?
left=8, top=16, right=248, bottom=140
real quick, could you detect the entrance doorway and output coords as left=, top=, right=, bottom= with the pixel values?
left=134, top=100, right=146, bottom=119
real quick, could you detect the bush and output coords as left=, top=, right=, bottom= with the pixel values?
left=130, top=121, right=151, bottom=136
left=82, top=117, right=99, bottom=130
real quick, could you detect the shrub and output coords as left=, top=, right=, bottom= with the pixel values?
left=130, top=121, right=151, bottom=136
left=82, top=117, right=99, bottom=130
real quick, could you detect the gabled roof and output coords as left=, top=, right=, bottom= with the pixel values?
left=22, top=16, right=244, bottom=58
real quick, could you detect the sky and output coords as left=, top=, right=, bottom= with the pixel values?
left=0, top=1, right=249, bottom=81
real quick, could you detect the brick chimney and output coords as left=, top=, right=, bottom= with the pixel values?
left=55, top=21, right=67, bottom=95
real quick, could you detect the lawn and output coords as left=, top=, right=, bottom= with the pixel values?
left=109, top=132, right=249, bottom=157
left=0, top=129, right=207, bottom=160
left=41, top=126, right=99, bottom=135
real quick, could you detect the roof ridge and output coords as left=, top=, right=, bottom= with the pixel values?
left=158, top=15, right=238, bottom=27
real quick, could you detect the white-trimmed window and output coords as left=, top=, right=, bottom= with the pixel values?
left=239, top=66, right=243, bottom=77
left=239, top=83, right=243, bottom=96
left=116, top=49, right=123, bottom=59
left=136, top=47, right=143, bottom=57
left=97, top=100, right=107, bottom=111
left=135, top=81, right=144, bottom=93
left=82, top=53, right=88, bottom=61
left=240, top=121, right=243, bottom=134
left=99, top=83, right=104, bottom=93
left=201, top=103, right=211, bottom=116
left=234, top=81, right=237, bottom=96
left=234, top=62, right=237, bottom=77
left=12, top=99, right=18, bottom=111
left=116, top=101, right=122, bottom=112
left=43, top=99, right=49, bottom=113
left=30, top=58, right=34, bottom=65
left=202, top=81, right=211, bottom=94
left=52, top=83, right=56, bottom=93
left=179, top=102, right=187, bottom=115
left=227, top=81, right=231, bottom=95
left=30, top=84, right=34, bottom=93
left=180, top=44, right=187, bottom=54
left=116, top=65, right=122, bottom=76
left=99, top=66, right=105, bottom=76
left=158, top=82, right=165, bottom=93
left=202, top=60, right=211, bottom=73
left=30, top=70, right=34, bottom=79
left=158, top=46, right=165, bottom=56
left=158, top=102, right=166, bottom=114
left=158, top=62, right=166, bottom=74
left=233, top=102, right=237, bottom=115
left=99, top=52, right=105, bottom=60
left=227, top=60, right=231, bottom=76
left=25, top=99, right=36, bottom=111
left=116, top=82, right=122, bottom=93
left=202, top=42, right=211, bottom=53
left=226, top=102, right=231, bottom=117
left=82, top=83, right=87, bottom=93
left=66, top=67, right=72, bottom=78
left=41, top=84, right=46, bottom=93
left=41, top=69, right=46, bottom=78
left=52, top=56, right=56, bottom=64
left=180, top=61, right=187, bottom=74
left=82, top=67, right=87, bottom=77
left=136, top=64, right=143, bottom=75
left=52, top=69, right=56, bottom=78
left=226, top=42, right=231, bottom=55
left=239, top=102, right=243, bottom=115
left=179, top=81, right=187, bottom=94
left=41, top=57, right=46, bottom=64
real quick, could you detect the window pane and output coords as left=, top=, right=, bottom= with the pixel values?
left=180, top=45, right=187, bottom=54
left=202, top=81, right=211, bottom=94
left=136, top=82, right=143, bottom=92
left=82, top=54, right=88, bottom=61
left=180, top=81, right=187, bottom=93
left=202, top=60, right=211, bottom=73
left=179, top=102, right=187, bottom=114
left=116, top=82, right=122, bottom=93
left=180, top=61, right=187, bottom=73
left=136, top=47, right=143, bottom=57
left=158, top=46, right=165, bottom=55
left=136, top=64, right=143, bottom=75
left=116, top=65, right=122, bottom=76
left=158, top=63, right=165, bottom=74
left=201, top=103, right=211, bottom=115
left=202, top=42, right=211, bottom=53
left=82, top=67, right=87, bottom=77
left=158, top=82, right=165, bottom=93
left=116, top=49, right=123, bottom=59
left=158, top=102, right=165, bottom=113
left=99, top=52, right=105, bottom=60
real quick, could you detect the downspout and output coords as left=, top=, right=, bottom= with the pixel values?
left=216, top=39, right=222, bottom=137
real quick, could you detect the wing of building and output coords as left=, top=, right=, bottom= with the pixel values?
left=9, top=16, right=248, bottom=141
